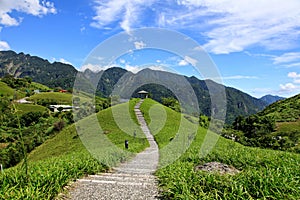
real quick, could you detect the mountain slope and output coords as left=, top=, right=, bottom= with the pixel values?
left=0, top=51, right=78, bottom=89
left=0, top=50, right=268, bottom=123
left=114, top=68, right=267, bottom=123
left=258, top=93, right=300, bottom=122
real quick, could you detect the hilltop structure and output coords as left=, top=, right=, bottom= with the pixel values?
left=137, top=90, right=149, bottom=99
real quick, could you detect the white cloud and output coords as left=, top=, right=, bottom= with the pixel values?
left=178, top=59, right=188, bottom=66
left=51, top=57, right=72, bottom=65
left=284, top=63, right=300, bottom=68
left=294, top=79, right=300, bottom=84
left=184, top=56, right=197, bottom=66
left=134, top=41, right=146, bottom=49
left=125, top=64, right=141, bottom=73
left=58, top=58, right=72, bottom=65
left=0, top=40, right=10, bottom=50
left=148, top=65, right=168, bottom=72
left=288, top=72, right=300, bottom=79
left=0, top=0, right=56, bottom=26
left=279, top=83, right=297, bottom=91
left=273, top=52, right=300, bottom=64
left=91, top=0, right=300, bottom=54
left=119, top=59, right=126, bottom=64
left=80, top=63, right=113, bottom=72
left=287, top=72, right=300, bottom=84
left=91, top=0, right=155, bottom=32
left=124, top=65, right=169, bottom=73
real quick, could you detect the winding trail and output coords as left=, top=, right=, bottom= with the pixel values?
left=66, top=100, right=160, bottom=200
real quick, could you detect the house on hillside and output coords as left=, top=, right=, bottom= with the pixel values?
left=59, top=89, right=68, bottom=93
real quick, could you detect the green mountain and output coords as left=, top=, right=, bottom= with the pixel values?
left=110, top=68, right=267, bottom=123
left=0, top=50, right=77, bottom=89
left=258, top=93, right=300, bottom=122
left=0, top=50, right=268, bottom=123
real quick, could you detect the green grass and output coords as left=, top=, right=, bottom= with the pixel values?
left=29, top=82, right=52, bottom=91
left=0, top=81, right=25, bottom=99
left=15, top=104, right=47, bottom=114
left=259, top=93, right=300, bottom=122
left=0, top=99, right=149, bottom=199
left=28, top=92, right=73, bottom=104
left=140, top=98, right=300, bottom=199
left=277, top=119, right=300, bottom=133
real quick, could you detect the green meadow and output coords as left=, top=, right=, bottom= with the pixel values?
left=140, top=99, right=300, bottom=199
left=0, top=98, right=299, bottom=199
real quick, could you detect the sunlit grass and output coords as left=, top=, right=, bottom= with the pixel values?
left=140, top=98, right=300, bottom=199
left=0, top=99, right=149, bottom=199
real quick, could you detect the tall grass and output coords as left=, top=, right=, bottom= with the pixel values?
left=140, top=99, right=300, bottom=199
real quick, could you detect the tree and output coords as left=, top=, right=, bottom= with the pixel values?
left=161, top=97, right=180, bottom=112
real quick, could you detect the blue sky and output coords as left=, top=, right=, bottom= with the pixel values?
left=0, top=0, right=300, bottom=98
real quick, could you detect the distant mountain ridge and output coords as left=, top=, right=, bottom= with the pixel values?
left=260, top=95, right=285, bottom=105
left=0, top=50, right=269, bottom=123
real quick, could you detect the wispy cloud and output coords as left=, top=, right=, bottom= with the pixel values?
left=91, top=0, right=300, bottom=54
left=288, top=72, right=300, bottom=79
left=279, top=83, right=298, bottom=92
left=91, top=0, right=155, bottom=32
left=80, top=63, right=116, bottom=72
left=273, top=52, right=300, bottom=65
left=0, top=0, right=56, bottom=26
left=125, top=64, right=168, bottom=73
left=222, top=75, right=258, bottom=80
left=288, top=72, right=300, bottom=84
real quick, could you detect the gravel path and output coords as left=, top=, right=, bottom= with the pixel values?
left=65, top=100, right=160, bottom=200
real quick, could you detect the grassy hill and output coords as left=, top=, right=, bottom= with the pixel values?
left=1, top=99, right=299, bottom=199
left=139, top=99, right=300, bottom=199
left=28, top=92, right=73, bottom=105
left=0, top=81, right=25, bottom=99
left=15, top=104, right=48, bottom=114
left=258, top=93, right=300, bottom=151
left=0, top=99, right=148, bottom=199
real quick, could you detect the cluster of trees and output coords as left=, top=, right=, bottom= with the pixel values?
left=1, top=74, right=32, bottom=89
left=161, top=97, right=181, bottom=112
left=0, top=96, right=74, bottom=168
left=222, top=114, right=299, bottom=152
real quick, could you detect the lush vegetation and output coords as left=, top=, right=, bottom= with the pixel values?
left=135, top=77, right=267, bottom=124
left=0, top=50, right=269, bottom=124
left=223, top=93, right=300, bottom=152
left=0, top=51, right=78, bottom=89
left=0, top=96, right=74, bottom=168
left=28, top=92, right=73, bottom=105
left=0, top=99, right=149, bottom=199
left=258, top=93, right=300, bottom=122
left=140, top=99, right=300, bottom=199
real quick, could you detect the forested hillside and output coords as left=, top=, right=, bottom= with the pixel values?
left=0, top=50, right=269, bottom=123
left=224, top=93, right=300, bottom=152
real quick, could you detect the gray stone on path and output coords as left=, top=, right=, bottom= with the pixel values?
left=65, top=100, right=160, bottom=200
